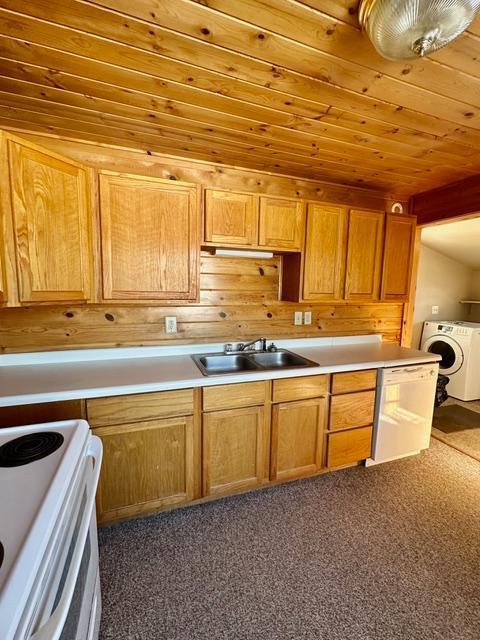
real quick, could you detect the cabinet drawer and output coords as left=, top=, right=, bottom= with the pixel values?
left=272, top=375, right=328, bottom=403
left=327, top=426, right=373, bottom=468
left=87, top=388, right=194, bottom=427
left=203, top=381, right=267, bottom=411
left=329, top=390, right=375, bottom=431
left=331, top=369, right=377, bottom=395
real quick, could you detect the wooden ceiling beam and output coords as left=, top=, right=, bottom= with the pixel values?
left=411, top=174, right=480, bottom=224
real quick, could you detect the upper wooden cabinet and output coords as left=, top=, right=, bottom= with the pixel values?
left=344, top=209, right=385, bottom=302
left=7, top=137, right=92, bottom=304
left=204, top=189, right=258, bottom=246
left=0, top=242, right=6, bottom=306
left=258, top=196, right=304, bottom=251
left=381, top=214, right=416, bottom=302
left=302, top=203, right=348, bottom=301
left=99, top=172, right=200, bottom=301
left=204, top=189, right=304, bottom=251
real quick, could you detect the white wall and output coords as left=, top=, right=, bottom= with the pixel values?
left=471, top=270, right=480, bottom=298
left=469, top=270, right=480, bottom=322
left=412, top=245, right=473, bottom=348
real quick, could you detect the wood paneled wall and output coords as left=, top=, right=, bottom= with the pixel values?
left=0, top=254, right=403, bottom=352
left=0, top=134, right=405, bottom=353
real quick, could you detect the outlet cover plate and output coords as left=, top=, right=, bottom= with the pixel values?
left=165, top=316, right=177, bottom=333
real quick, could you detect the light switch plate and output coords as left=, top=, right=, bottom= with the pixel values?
left=294, top=311, right=303, bottom=326
left=165, top=316, right=177, bottom=333
left=304, top=311, right=312, bottom=325
left=431, top=306, right=439, bottom=315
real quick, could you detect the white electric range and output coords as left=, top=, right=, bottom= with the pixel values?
left=0, top=420, right=102, bottom=640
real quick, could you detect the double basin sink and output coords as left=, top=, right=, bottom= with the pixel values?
left=192, top=349, right=319, bottom=376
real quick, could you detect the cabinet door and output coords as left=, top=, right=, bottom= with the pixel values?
left=8, top=139, right=92, bottom=303
left=345, top=209, right=384, bottom=301
left=94, top=416, right=195, bottom=523
left=381, top=214, right=416, bottom=301
left=203, top=406, right=268, bottom=496
left=0, top=250, right=5, bottom=305
left=271, top=397, right=326, bottom=482
left=204, top=189, right=258, bottom=246
left=100, top=172, right=199, bottom=301
left=303, top=203, right=348, bottom=301
left=258, top=197, right=304, bottom=250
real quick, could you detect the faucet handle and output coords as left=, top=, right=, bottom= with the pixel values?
left=224, top=343, right=234, bottom=353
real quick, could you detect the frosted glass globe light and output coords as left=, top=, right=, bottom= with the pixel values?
left=358, top=0, right=480, bottom=60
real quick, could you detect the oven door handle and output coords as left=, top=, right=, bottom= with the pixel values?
left=31, top=436, right=103, bottom=640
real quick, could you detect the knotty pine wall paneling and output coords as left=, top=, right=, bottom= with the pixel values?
left=0, top=134, right=406, bottom=352
left=0, top=254, right=404, bottom=352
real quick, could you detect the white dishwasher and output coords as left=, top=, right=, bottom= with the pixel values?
left=366, top=362, right=439, bottom=466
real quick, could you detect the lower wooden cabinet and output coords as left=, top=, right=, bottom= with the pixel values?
left=327, top=426, right=373, bottom=468
left=270, top=397, right=326, bottom=481
left=85, top=371, right=379, bottom=523
left=202, top=405, right=269, bottom=497
left=94, top=415, right=195, bottom=523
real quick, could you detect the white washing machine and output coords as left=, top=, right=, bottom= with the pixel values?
left=421, top=321, right=480, bottom=401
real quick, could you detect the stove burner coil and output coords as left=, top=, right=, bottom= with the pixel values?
left=0, top=432, right=64, bottom=467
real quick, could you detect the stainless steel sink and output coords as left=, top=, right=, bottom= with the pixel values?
left=194, top=354, right=259, bottom=376
left=249, top=350, right=315, bottom=369
left=192, top=349, right=318, bottom=376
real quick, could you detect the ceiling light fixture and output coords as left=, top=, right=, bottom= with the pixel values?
left=359, top=0, right=480, bottom=60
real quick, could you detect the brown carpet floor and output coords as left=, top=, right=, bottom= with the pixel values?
left=98, top=439, right=480, bottom=640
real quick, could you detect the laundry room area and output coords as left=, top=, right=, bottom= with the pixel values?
left=414, top=217, right=480, bottom=460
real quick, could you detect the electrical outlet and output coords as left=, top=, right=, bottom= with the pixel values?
left=304, top=311, right=312, bottom=325
left=165, top=316, right=177, bottom=333
left=431, top=306, right=439, bottom=315
left=294, top=311, right=303, bottom=326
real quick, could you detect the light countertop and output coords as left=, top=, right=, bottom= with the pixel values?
left=0, top=336, right=440, bottom=407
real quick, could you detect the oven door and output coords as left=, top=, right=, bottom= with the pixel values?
left=21, top=436, right=102, bottom=640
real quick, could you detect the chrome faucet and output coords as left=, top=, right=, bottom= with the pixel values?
left=223, top=337, right=268, bottom=353
left=238, top=337, right=267, bottom=352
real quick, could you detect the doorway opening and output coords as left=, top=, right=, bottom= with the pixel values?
left=411, top=215, right=480, bottom=460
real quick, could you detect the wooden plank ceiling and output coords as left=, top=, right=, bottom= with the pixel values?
left=1, top=0, right=480, bottom=197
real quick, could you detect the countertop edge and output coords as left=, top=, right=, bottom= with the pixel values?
left=0, top=353, right=441, bottom=408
